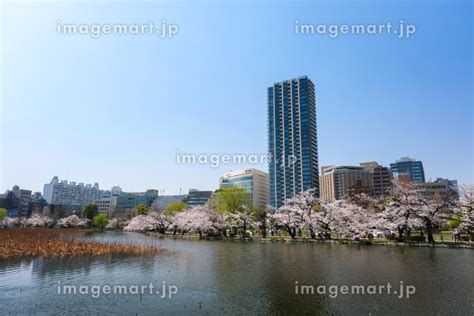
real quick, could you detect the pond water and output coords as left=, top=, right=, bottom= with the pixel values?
left=0, top=231, right=473, bottom=315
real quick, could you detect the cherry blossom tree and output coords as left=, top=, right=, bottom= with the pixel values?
left=271, top=205, right=303, bottom=239
left=123, top=213, right=166, bottom=232
left=325, top=200, right=375, bottom=240
left=171, top=206, right=222, bottom=237
left=454, top=185, right=473, bottom=241
left=208, top=210, right=230, bottom=237
left=22, top=214, right=54, bottom=227
left=227, top=207, right=257, bottom=237
left=375, top=182, right=426, bottom=240
left=3, top=217, right=21, bottom=227
left=271, top=189, right=320, bottom=239
left=57, top=215, right=89, bottom=228
left=257, top=205, right=275, bottom=238
left=411, top=186, right=456, bottom=243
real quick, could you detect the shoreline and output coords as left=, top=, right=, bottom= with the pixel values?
left=146, top=232, right=474, bottom=249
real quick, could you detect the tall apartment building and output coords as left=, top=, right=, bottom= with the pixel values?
left=219, top=169, right=269, bottom=211
left=390, top=157, right=425, bottom=183
left=319, top=165, right=373, bottom=201
left=268, top=76, right=319, bottom=207
left=43, top=176, right=104, bottom=206
left=360, top=162, right=392, bottom=197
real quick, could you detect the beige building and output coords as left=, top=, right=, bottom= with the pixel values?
left=360, top=162, right=392, bottom=197
left=320, top=165, right=373, bottom=201
left=219, top=168, right=269, bottom=211
left=94, top=197, right=117, bottom=216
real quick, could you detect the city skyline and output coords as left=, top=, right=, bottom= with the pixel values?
left=2, top=1, right=473, bottom=194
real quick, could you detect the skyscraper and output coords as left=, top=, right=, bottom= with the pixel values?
left=390, top=157, right=426, bottom=183
left=267, top=76, right=319, bottom=207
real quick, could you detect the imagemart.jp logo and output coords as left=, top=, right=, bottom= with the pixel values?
left=294, top=20, right=416, bottom=39
left=57, top=281, right=178, bottom=299
left=56, top=20, right=179, bottom=39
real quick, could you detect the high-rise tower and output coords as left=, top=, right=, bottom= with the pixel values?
left=267, top=76, right=319, bottom=207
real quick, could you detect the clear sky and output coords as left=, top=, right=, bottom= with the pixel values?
left=1, top=0, right=473, bottom=194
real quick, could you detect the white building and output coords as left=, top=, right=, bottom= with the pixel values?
left=43, top=176, right=104, bottom=206
left=219, top=168, right=269, bottom=211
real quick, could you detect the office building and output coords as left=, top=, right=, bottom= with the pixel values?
left=390, top=157, right=425, bottom=183
left=360, top=162, right=392, bottom=197
left=268, top=76, right=319, bottom=207
left=220, top=168, right=269, bottom=211
left=421, top=178, right=458, bottom=200
left=94, top=197, right=117, bottom=215
left=319, top=165, right=373, bottom=201
left=151, top=194, right=187, bottom=210
left=1, top=186, right=33, bottom=218
left=186, top=189, right=213, bottom=206
left=113, top=190, right=159, bottom=216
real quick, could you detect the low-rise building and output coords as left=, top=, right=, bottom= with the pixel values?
left=421, top=178, right=458, bottom=200
left=360, top=162, right=392, bottom=197
left=186, top=189, right=213, bottom=206
left=151, top=195, right=187, bottom=210
left=113, top=190, right=158, bottom=216
left=219, top=168, right=269, bottom=211
left=320, top=165, right=373, bottom=201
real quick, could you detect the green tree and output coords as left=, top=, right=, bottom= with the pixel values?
left=165, top=201, right=187, bottom=215
left=83, top=204, right=99, bottom=221
left=135, top=204, right=149, bottom=216
left=93, top=213, right=109, bottom=230
left=447, top=215, right=462, bottom=229
left=211, top=187, right=255, bottom=237
left=212, top=187, right=252, bottom=214
left=0, top=208, right=6, bottom=221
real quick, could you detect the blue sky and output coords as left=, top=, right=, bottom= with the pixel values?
left=1, top=0, right=472, bottom=194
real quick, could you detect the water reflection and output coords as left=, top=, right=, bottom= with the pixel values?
left=0, top=232, right=472, bottom=315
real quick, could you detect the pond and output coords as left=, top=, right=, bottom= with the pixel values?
left=0, top=231, right=472, bottom=315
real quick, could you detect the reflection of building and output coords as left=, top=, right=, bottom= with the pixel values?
left=43, top=177, right=104, bottom=206
left=390, top=157, right=425, bottom=183
left=268, top=76, right=320, bottom=207
left=319, top=166, right=373, bottom=201
left=220, top=169, right=269, bottom=210
left=360, top=162, right=392, bottom=197
left=186, top=189, right=213, bottom=206
left=421, top=178, right=458, bottom=200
